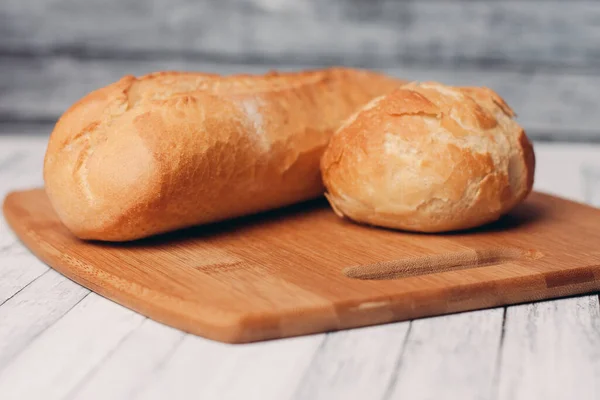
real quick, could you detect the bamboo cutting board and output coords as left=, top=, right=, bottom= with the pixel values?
left=4, top=189, right=600, bottom=343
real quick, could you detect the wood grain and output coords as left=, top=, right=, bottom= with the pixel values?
left=0, top=211, right=48, bottom=307
left=497, top=296, right=600, bottom=400
left=0, top=293, right=143, bottom=400
left=134, top=334, right=325, bottom=400
left=292, top=323, right=410, bottom=400
left=2, top=1, right=598, bottom=70
left=2, top=57, right=600, bottom=140
left=388, top=309, right=504, bottom=400
left=67, top=319, right=184, bottom=400
left=0, top=270, right=88, bottom=370
left=4, top=189, right=600, bottom=344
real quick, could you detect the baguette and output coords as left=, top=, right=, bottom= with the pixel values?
left=44, top=68, right=404, bottom=241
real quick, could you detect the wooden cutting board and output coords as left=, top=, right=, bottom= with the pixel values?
left=4, top=188, right=600, bottom=343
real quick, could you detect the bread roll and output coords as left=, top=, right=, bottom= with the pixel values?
left=44, top=68, right=404, bottom=241
left=320, top=81, right=535, bottom=232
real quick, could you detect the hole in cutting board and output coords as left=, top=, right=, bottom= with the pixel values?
left=343, top=248, right=543, bottom=280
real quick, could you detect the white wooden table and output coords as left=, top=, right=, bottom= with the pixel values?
left=1, top=135, right=599, bottom=400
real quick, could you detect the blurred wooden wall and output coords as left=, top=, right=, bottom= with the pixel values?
left=1, top=0, right=599, bottom=141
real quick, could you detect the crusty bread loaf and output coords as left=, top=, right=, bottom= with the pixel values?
left=320, top=81, right=535, bottom=232
left=44, top=68, right=404, bottom=241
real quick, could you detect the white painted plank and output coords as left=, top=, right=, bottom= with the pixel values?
left=0, top=134, right=47, bottom=155
left=0, top=139, right=51, bottom=305
left=0, top=139, right=65, bottom=361
left=68, top=319, right=184, bottom=400
left=582, top=163, right=600, bottom=207
left=2, top=57, right=600, bottom=139
left=0, top=269, right=89, bottom=369
left=0, top=151, right=27, bottom=174
left=0, top=252, right=48, bottom=306
left=531, top=142, right=600, bottom=203
left=2, top=1, right=598, bottom=69
left=387, top=309, right=504, bottom=400
left=292, top=323, right=410, bottom=400
left=495, top=147, right=600, bottom=400
left=0, top=293, right=145, bottom=400
left=496, top=296, right=600, bottom=400
left=0, top=137, right=46, bottom=192
left=134, top=333, right=326, bottom=400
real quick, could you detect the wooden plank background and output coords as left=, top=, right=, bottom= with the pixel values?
left=1, top=0, right=599, bottom=141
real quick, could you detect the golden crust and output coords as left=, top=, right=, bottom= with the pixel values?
left=320, top=81, right=536, bottom=232
left=44, top=67, right=404, bottom=241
